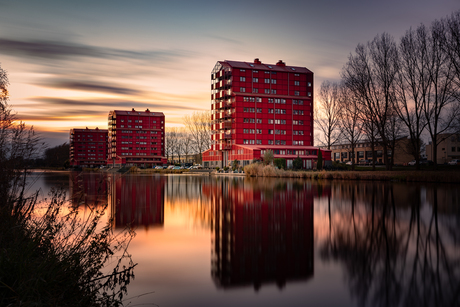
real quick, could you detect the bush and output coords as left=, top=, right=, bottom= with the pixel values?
left=263, top=150, right=274, bottom=165
left=0, top=68, right=136, bottom=306
left=293, top=156, right=303, bottom=170
left=274, top=158, right=286, bottom=170
left=317, top=150, right=323, bottom=170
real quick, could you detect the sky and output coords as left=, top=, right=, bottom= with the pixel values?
left=0, top=0, right=459, bottom=147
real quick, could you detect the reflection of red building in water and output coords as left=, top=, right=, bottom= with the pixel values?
left=204, top=179, right=314, bottom=290
left=109, top=175, right=166, bottom=228
left=69, top=172, right=108, bottom=207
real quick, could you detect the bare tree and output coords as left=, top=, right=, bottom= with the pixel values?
left=442, top=11, right=460, bottom=90
left=393, top=25, right=430, bottom=169
left=164, top=127, right=179, bottom=164
left=183, top=111, right=212, bottom=163
left=314, top=81, right=342, bottom=149
left=423, top=19, right=459, bottom=166
left=342, top=33, right=399, bottom=170
left=179, top=127, right=195, bottom=164
left=338, top=85, right=363, bottom=170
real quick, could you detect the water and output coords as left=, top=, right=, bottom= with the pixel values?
left=27, top=172, right=460, bottom=307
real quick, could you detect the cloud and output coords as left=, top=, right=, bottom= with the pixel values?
left=40, top=80, right=143, bottom=95
left=0, top=38, right=192, bottom=63
left=25, top=96, right=203, bottom=111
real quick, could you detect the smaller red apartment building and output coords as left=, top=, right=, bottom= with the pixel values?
left=108, top=108, right=166, bottom=167
left=69, top=127, right=108, bottom=167
left=202, top=59, right=331, bottom=169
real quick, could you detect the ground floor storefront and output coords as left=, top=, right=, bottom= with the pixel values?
left=202, top=144, right=331, bottom=169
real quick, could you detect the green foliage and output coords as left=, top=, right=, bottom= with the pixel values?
left=263, top=150, right=274, bottom=165
left=317, top=150, right=323, bottom=170
left=274, top=158, right=286, bottom=169
left=223, top=166, right=229, bottom=171
left=232, top=159, right=239, bottom=171
left=293, top=156, right=303, bottom=170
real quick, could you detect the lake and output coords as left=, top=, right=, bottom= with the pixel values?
left=28, top=171, right=460, bottom=307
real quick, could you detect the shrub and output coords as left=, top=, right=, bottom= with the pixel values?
left=317, top=150, right=323, bottom=170
left=263, top=150, right=274, bottom=165
left=293, top=156, right=303, bottom=170
left=274, top=158, right=286, bottom=170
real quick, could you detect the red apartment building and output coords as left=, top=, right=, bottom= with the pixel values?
left=202, top=59, right=331, bottom=169
left=108, top=108, right=167, bottom=167
left=69, top=127, right=108, bottom=167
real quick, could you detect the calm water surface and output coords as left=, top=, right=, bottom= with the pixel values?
left=28, top=172, right=460, bottom=307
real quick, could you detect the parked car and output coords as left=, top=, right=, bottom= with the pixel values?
left=448, top=159, right=460, bottom=165
left=345, top=161, right=353, bottom=165
left=408, top=160, right=416, bottom=166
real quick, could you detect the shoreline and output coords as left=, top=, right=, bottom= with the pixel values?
left=29, top=168, right=460, bottom=183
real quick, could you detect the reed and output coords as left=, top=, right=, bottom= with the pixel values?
left=243, top=163, right=460, bottom=183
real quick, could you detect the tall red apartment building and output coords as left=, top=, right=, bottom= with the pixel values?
left=108, top=108, right=166, bottom=167
left=202, top=59, right=331, bottom=169
left=69, top=127, right=108, bottom=167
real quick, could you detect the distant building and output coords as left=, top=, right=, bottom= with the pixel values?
left=108, top=108, right=166, bottom=167
left=202, top=58, right=331, bottom=169
left=69, top=127, right=108, bottom=167
left=426, top=134, right=460, bottom=164
left=329, top=136, right=413, bottom=165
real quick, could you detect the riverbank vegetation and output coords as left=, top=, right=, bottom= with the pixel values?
left=244, top=163, right=460, bottom=183
left=0, top=66, right=135, bottom=306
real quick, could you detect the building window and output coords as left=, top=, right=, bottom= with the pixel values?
left=268, top=140, right=274, bottom=145
left=268, top=129, right=273, bottom=134
left=253, top=78, right=258, bottom=83
left=256, top=97, right=262, bottom=102
left=240, top=87, right=246, bottom=92
left=294, top=81, right=300, bottom=86
left=308, top=92, right=312, bottom=97
left=256, top=140, right=262, bottom=144
left=253, top=88, right=258, bottom=93
left=268, top=98, right=273, bottom=103
left=265, top=89, right=270, bottom=94
left=256, top=119, right=262, bottom=124
left=257, top=108, right=262, bottom=113
left=240, top=69, right=245, bottom=72
left=271, top=89, right=277, bottom=94
left=271, top=79, right=276, bottom=84
left=295, top=91, right=299, bottom=96
left=308, top=82, right=312, bottom=87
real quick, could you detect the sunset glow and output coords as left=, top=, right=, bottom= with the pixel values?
left=0, top=0, right=457, bottom=147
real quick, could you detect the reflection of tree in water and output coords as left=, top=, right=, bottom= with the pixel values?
left=320, top=183, right=460, bottom=307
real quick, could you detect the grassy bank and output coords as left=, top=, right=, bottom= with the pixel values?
left=244, top=164, right=460, bottom=183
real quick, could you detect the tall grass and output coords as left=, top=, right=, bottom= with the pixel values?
left=243, top=163, right=460, bottom=183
